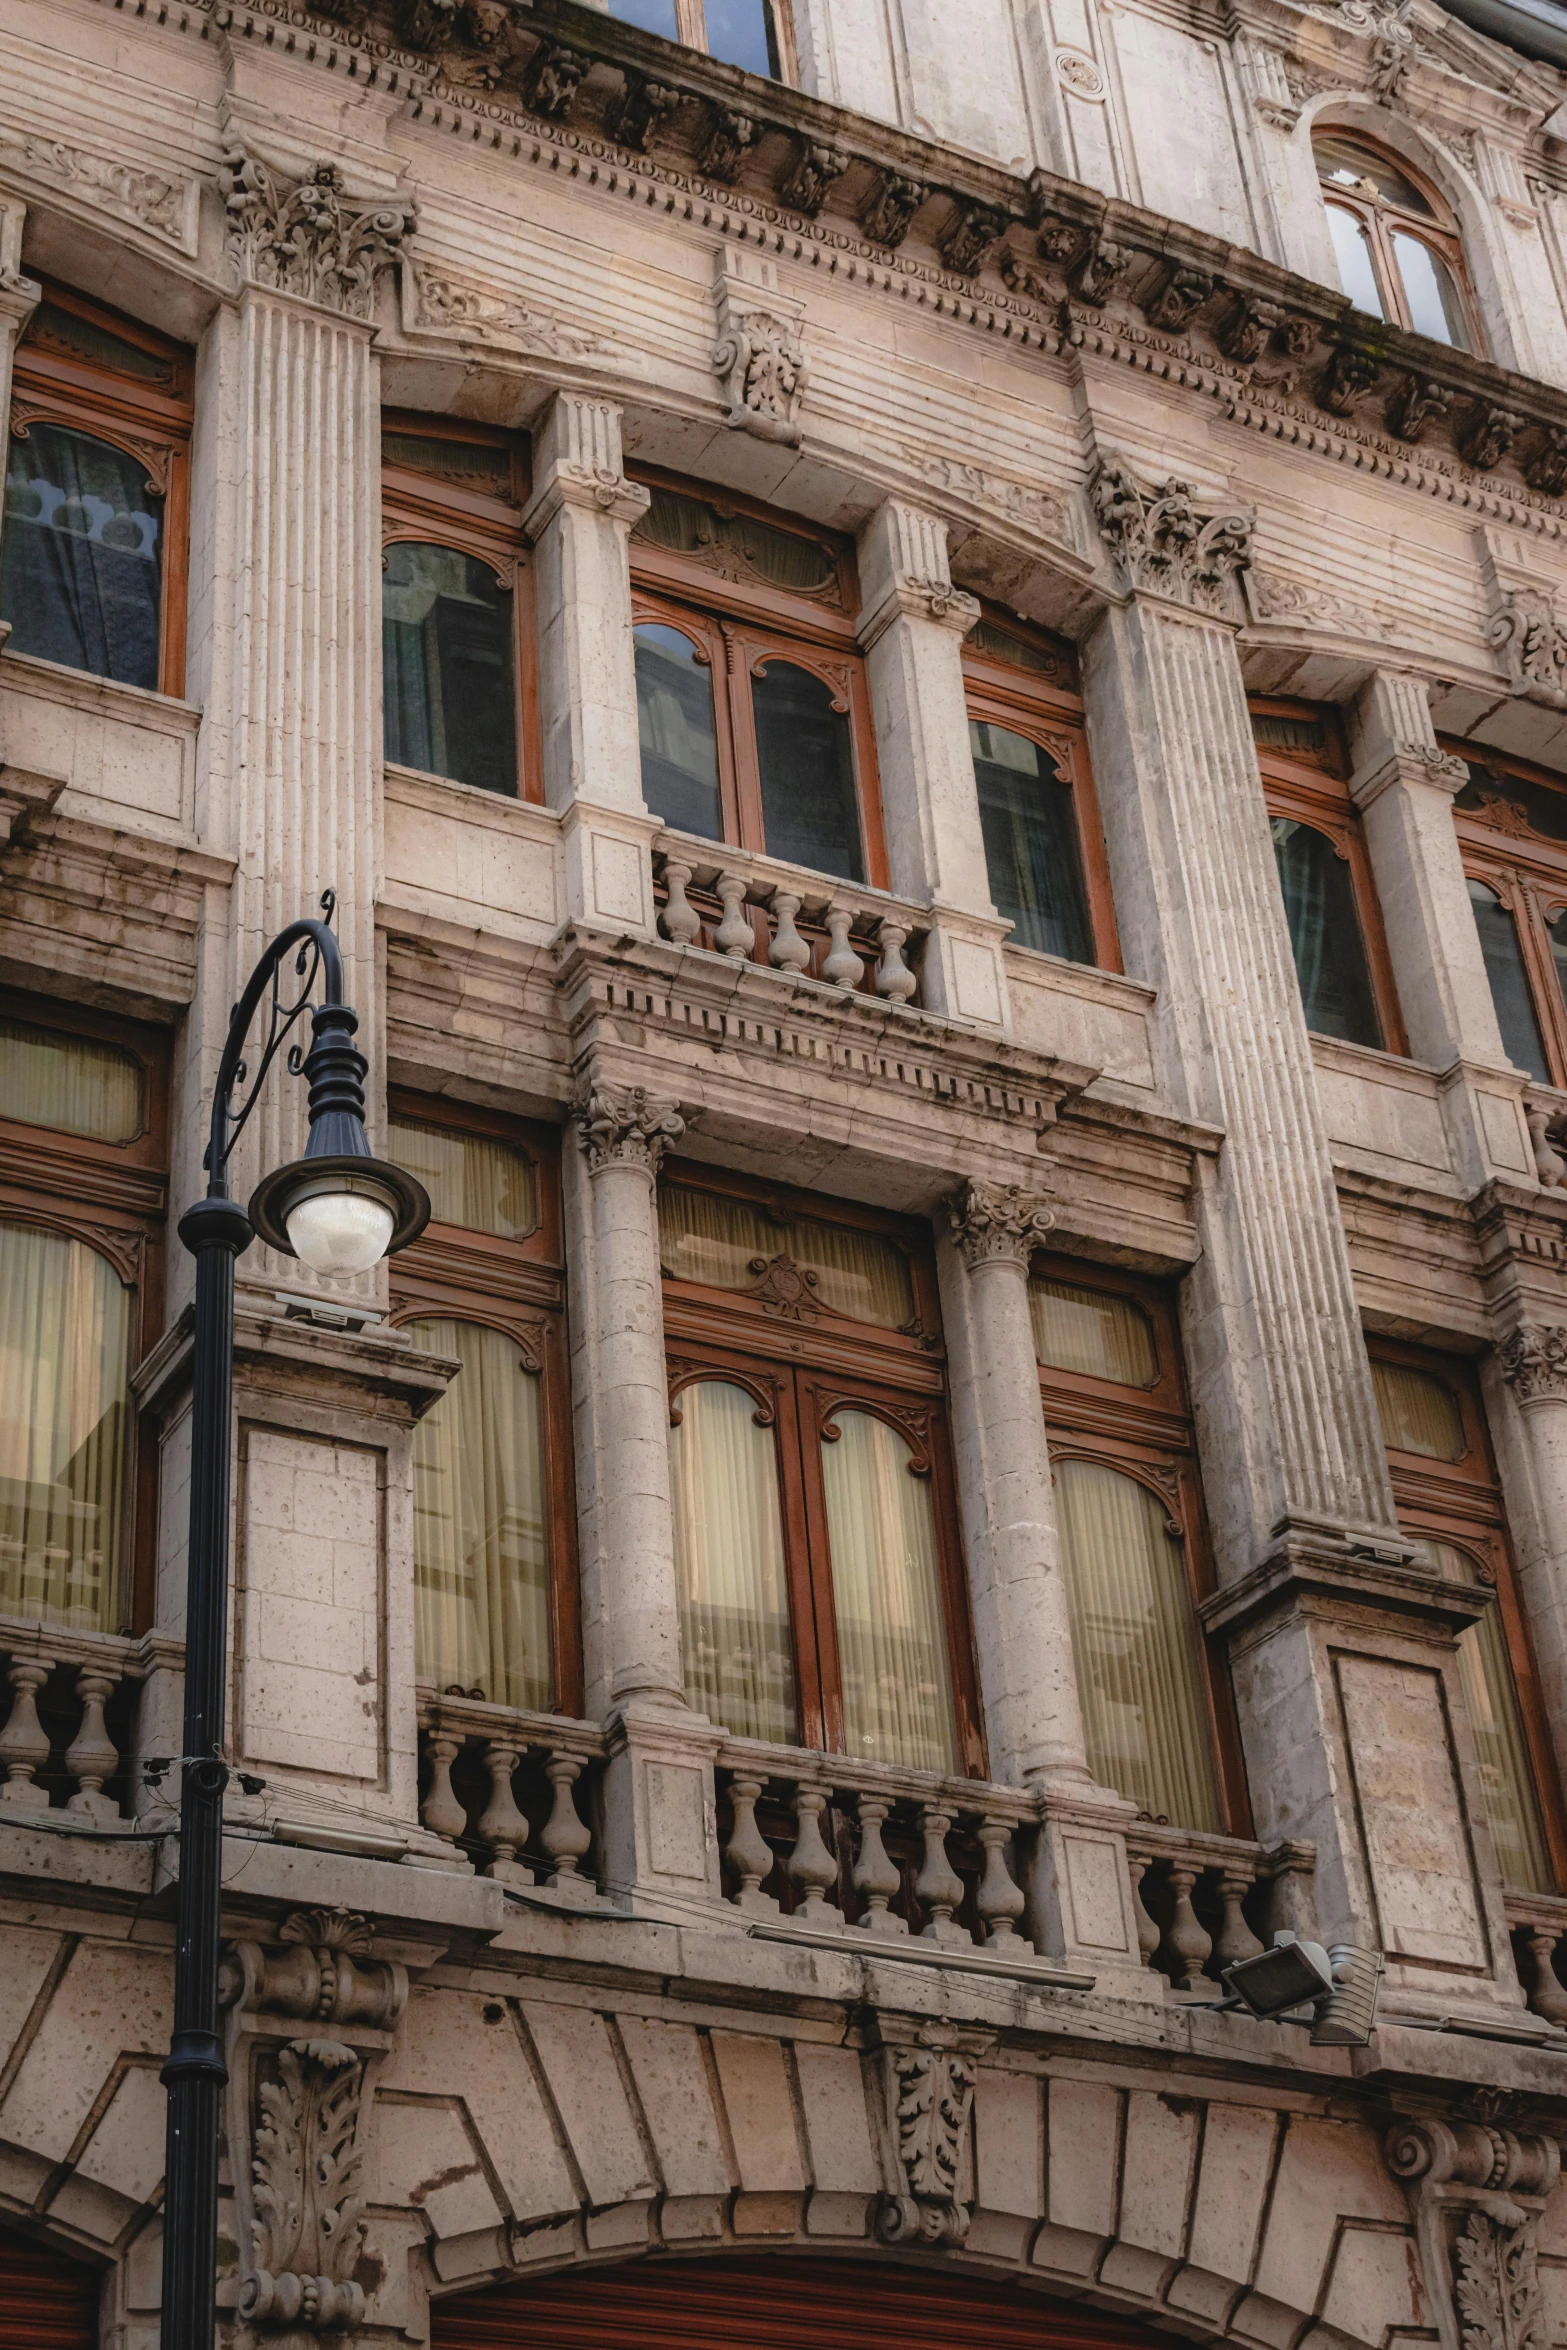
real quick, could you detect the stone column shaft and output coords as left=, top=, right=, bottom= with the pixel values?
left=0, top=208, right=40, bottom=605
left=1495, top=1329, right=1567, bottom=1789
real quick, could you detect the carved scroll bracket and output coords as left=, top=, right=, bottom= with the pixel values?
left=220, top=1908, right=409, bottom=2348
left=1477, top=527, right=1567, bottom=712
left=711, top=246, right=807, bottom=448
left=1386, top=2109, right=1561, bottom=2350
left=873, top=2021, right=996, bottom=2247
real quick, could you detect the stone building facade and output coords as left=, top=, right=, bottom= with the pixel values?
left=12, top=0, right=1567, bottom=2348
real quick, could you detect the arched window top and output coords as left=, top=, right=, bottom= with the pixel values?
left=1312, top=128, right=1477, bottom=352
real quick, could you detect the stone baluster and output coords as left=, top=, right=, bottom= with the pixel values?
left=0, top=1658, right=54, bottom=1810
left=1213, top=1865, right=1265, bottom=1972
left=714, top=872, right=755, bottom=959
left=974, top=1816, right=1028, bottom=1951
left=915, top=1804, right=969, bottom=1947
left=420, top=1729, right=468, bottom=1844
left=65, top=1668, right=122, bottom=1822
left=874, top=918, right=918, bottom=1002
left=768, top=889, right=812, bottom=973
left=725, top=1775, right=780, bottom=1916
left=787, top=1785, right=840, bottom=1921
left=660, top=859, right=702, bottom=946
left=541, top=1753, right=594, bottom=1887
left=850, top=1794, right=906, bottom=1935
left=1160, top=1863, right=1215, bottom=1991
left=1516, top=1925, right=1567, bottom=2026
left=1127, top=1849, right=1165, bottom=1970
left=821, top=906, right=863, bottom=987
left=1262, top=1840, right=1320, bottom=1942
left=477, top=1739, right=533, bottom=1883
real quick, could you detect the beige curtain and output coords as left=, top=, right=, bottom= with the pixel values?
left=388, top=1119, right=535, bottom=1240
left=409, top=1317, right=550, bottom=1710
left=669, top=1379, right=797, bottom=1743
left=1029, top=1277, right=1157, bottom=1385
left=820, top=1409, right=958, bottom=1774
left=1055, top=1456, right=1221, bottom=1830
left=0, top=1017, right=140, bottom=1143
left=1371, top=1360, right=1465, bottom=1463
left=659, top=1186, right=913, bottom=1328
left=0, top=1222, right=129, bottom=1630
left=1414, top=1537, right=1550, bottom=1893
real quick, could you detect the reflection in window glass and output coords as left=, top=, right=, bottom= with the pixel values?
left=1055, top=1458, right=1221, bottom=1830
left=383, top=542, right=516, bottom=795
left=1, top=422, right=163, bottom=689
left=1413, top=1538, right=1550, bottom=1893
left=0, top=1224, right=129, bottom=1632
left=635, top=625, right=722, bottom=841
left=1030, top=1278, right=1157, bottom=1386
left=1392, top=232, right=1470, bottom=350
left=605, top=0, right=679, bottom=31
left=1550, top=909, right=1567, bottom=1029
left=820, top=1410, right=958, bottom=1773
left=389, top=1120, right=535, bottom=1240
left=1316, top=136, right=1434, bottom=213
left=409, top=1317, right=550, bottom=1710
left=0, top=1021, right=141, bottom=1144
left=704, top=0, right=780, bottom=74
left=670, top=1380, right=797, bottom=1745
left=659, top=1185, right=914, bottom=1326
left=1371, top=1359, right=1466, bottom=1463
left=1270, top=818, right=1383, bottom=1047
left=1325, top=204, right=1386, bottom=319
left=751, top=660, right=864, bottom=881
left=971, top=721, right=1094, bottom=965
left=1468, top=878, right=1549, bottom=1082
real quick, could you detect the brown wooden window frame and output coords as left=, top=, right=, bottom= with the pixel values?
left=385, top=1092, right=581, bottom=1716
left=1370, top=1333, right=1567, bottom=1892
left=1313, top=127, right=1482, bottom=354
left=629, top=467, right=890, bottom=887
left=1031, top=1251, right=1253, bottom=1836
left=962, top=607, right=1122, bottom=975
left=660, top=1160, right=986, bottom=1774
left=0, top=988, right=170, bottom=1635
left=622, top=0, right=798, bottom=79
left=1251, top=695, right=1408, bottom=1056
left=8, top=278, right=193, bottom=698
left=381, top=412, right=542, bottom=804
left=1448, top=738, right=1567, bottom=1089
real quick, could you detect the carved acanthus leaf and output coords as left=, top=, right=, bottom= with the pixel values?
left=1488, top=588, right=1567, bottom=709
left=406, top=263, right=608, bottom=358
left=876, top=2044, right=977, bottom=2246
left=219, top=142, right=416, bottom=319
left=947, top=1178, right=1056, bottom=1269
left=574, top=1078, right=685, bottom=1173
left=0, top=130, right=195, bottom=250
left=1499, top=1324, right=1567, bottom=1402
left=1091, top=459, right=1252, bottom=615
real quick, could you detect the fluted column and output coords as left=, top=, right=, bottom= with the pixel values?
left=522, top=394, right=657, bottom=938
left=855, top=499, right=1010, bottom=1027
left=1495, top=1328, right=1567, bottom=1787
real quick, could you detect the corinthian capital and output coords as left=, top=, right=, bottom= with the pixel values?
left=574, top=1077, right=684, bottom=1174
left=1499, top=1322, right=1567, bottom=1403
left=219, top=139, right=416, bottom=320
left=946, top=1178, right=1055, bottom=1269
left=1090, top=455, right=1252, bottom=617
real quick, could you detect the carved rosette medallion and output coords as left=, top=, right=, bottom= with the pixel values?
left=1090, top=458, right=1253, bottom=617
left=574, top=1077, right=685, bottom=1175
left=1386, top=2112, right=1560, bottom=2350
left=219, top=141, right=416, bottom=320
left=947, top=1178, right=1056, bottom=1270
left=1499, top=1324, right=1567, bottom=1404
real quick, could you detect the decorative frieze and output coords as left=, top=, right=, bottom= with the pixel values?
left=219, top=141, right=416, bottom=318
left=1090, top=459, right=1252, bottom=617
left=946, top=1178, right=1056, bottom=1269
left=574, top=1078, right=685, bottom=1174
left=0, top=128, right=197, bottom=252
left=711, top=248, right=807, bottom=446
left=1499, top=1323, right=1567, bottom=1402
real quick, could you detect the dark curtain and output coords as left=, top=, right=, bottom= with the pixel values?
left=1, top=423, right=162, bottom=690
left=382, top=542, right=516, bottom=795
left=971, top=721, right=1094, bottom=965
left=753, top=660, right=864, bottom=882
left=1270, top=818, right=1382, bottom=1048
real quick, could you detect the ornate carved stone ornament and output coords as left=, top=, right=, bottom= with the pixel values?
left=711, top=248, right=807, bottom=445
left=1478, top=529, right=1567, bottom=709
left=604, top=70, right=680, bottom=153
left=219, top=142, right=416, bottom=319
left=778, top=140, right=850, bottom=219
left=1140, top=264, right=1214, bottom=335
left=859, top=171, right=927, bottom=250
left=937, top=199, right=1008, bottom=279
left=1499, top=1323, right=1567, bottom=1401
left=1386, top=2112, right=1561, bottom=2350
left=699, top=105, right=759, bottom=185
left=0, top=129, right=198, bottom=253
left=875, top=2029, right=985, bottom=2246
left=574, top=1075, right=685, bottom=1173
left=1387, top=375, right=1453, bottom=444
left=221, top=1908, right=409, bottom=2345
left=1090, top=459, right=1253, bottom=616
left=1245, top=568, right=1399, bottom=643
left=402, top=262, right=610, bottom=359
left=946, top=1178, right=1056, bottom=1269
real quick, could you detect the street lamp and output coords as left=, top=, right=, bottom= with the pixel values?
left=158, top=895, right=428, bottom=2350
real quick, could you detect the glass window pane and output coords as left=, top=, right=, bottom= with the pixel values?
left=1270, top=818, right=1383, bottom=1047
left=967, top=618, right=1061, bottom=677
left=1412, top=1539, right=1550, bottom=1893
left=1371, top=1360, right=1466, bottom=1462
left=635, top=491, right=837, bottom=597
left=1468, top=879, right=1549, bottom=1082
left=0, top=1224, right=129, bottom=1632
left=0, top=1020, right=141, bottom=1143
left=1324, top=204, right=1386, bottom=319
left=971, top=720, right=1094, bottom=964
left=703, top=0, right=780, bottom=75
left=382, top=542, right=516, bottom=795
left=1392, top=232, right=1470, bottom=350
left=1056, top=1457, right=1221, bottom=1830
left=635, top=624, right=722, bottom=841
left=409, top=1318, right=550, bottom=1711
left=659, top=1185, right=915, bottom=1327
left=751, top=661, right=864, bottom=882
left=1315, top=137, right=1434, bottom=215
left=670, top=1380, right=797, bottom=1743
left=1548, top=908, right=1567, bottom=1028
left=389, top=1119, right=535, bottom=1239
left=820, top=1409, right=958, bottom=1773
left=606, top=0, right=679, bottom=30
left=1, top=423, right=163, bottom=690
left=1030, top=1278, right=1158, bottom=1386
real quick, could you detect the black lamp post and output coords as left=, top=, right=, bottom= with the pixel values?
left=159, top=896, right=428, bottom=2350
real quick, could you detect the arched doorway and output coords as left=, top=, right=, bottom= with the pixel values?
left=434, top=2255, right=1194, bottom=2350
left=0, top=2226, right=99, bottom=2350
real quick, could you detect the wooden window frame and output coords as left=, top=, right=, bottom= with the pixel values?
left=380, top=413, right=542, bottom=804
left=1251, top=694, right=1408, bottom=1056
left=629, top=467, right=889, bottom=887
left=1447, top=738, right=1567, bottom=1089
left=963, top=605, right=1122, bottom=974
left=660, top=1159, right=986, bottom=1774
left=1370, top=1334, right=1567, bottom=1891
left=0, top=988, right=170, bottom=1635
left=8, top=279, right=193, bottom=698
left=661, top=0, right=797, bottom=78
left=1313, top=129, right=1482, bottom=353
left=384, top=1093, right=581, bottom=1716
left=1031, top=1251, right=1252, bottom=1836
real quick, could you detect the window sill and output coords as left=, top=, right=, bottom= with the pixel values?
left=0, top=646, right=200, bottom=729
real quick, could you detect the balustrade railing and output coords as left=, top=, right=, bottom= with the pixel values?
left=416, top=1689, right=604, bottom=1898
left=0, top=1620, right=152, bottom=1824
left=1128, top=1824, right=1317, bottom=1995
left=1507, top=1893, right=1567, bottom=2024
left=653, top=842, right=926, bottom=1008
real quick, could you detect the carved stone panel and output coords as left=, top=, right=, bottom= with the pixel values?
left=1337, top=1654, right=1491, bottom=1976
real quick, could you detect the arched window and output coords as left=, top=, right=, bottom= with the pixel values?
left=389, top=1104, right=577, bottom=1714
left=381, top=419, right=535, bottom=798
left=962, top=614, right=1118, bottom=972
left=0, top=283, right=191, bottom=694
left=1031, top=1258, right=1244, bottom=1834
left=1314, top=132, right=1477, bottom=351
left=1451, top=748, right=1567, bottom=1085
left=605, top=0, right=793, bottom=77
